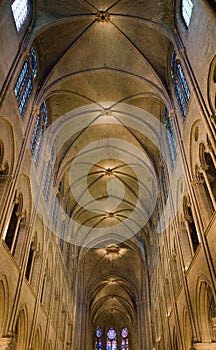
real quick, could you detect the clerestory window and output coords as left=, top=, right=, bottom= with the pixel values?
left=11, top=0, right=29, bottom=31
left=171, top=51, right=190, bottom=119
left=14, top=47, right=38, bottom=117
left=182, top=0, right=193, bottom=28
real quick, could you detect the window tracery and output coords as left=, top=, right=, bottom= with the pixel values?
left=95, top=327, right=129, bottom=349
left=171, top=51, right=190, bottom=119
left=14, top=46, right=38, bottom=117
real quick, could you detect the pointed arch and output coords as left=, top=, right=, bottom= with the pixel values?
left=32, top=326, right=42, bottom=350
left=0, top=275, right=9, bottom=337
left=15, top=306, right=28, bottom=350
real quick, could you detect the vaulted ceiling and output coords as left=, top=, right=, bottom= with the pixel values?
left=31, top=0, right=175, bottom=337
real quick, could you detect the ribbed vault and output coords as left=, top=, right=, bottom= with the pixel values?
left=30, top=0, right=175, bottom=347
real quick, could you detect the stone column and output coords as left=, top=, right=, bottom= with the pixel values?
left=82, top=300, right=90, bottom=350
left=136, top=298, right=152, bottom=350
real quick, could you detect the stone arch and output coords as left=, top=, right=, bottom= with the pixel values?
left=182, top=195, right=199, bottom=254
left=15, top=306, right=28, bottom=350
left=27, top=216, right=45, bottom=291
left=189, top=120, right=203, bottom=179
left=183, top=308, right=193, bottom=349
left=196, top=278, right=216, bottom=342
left=47, top=340, right=53, bottom=350
left=0, top=275, right=9, bottom=336
left=17, top=174, right=32, bottom=219
left=0, top=118, right=15, bottom=174
left=172, top=327, right=179, bottom=350
left=4, top=192, right=23, bottom=252
left=199, top=142, right=216, bottom=212
left=32, top=326, right=42, bottom=350
left=207, top=55, right=216, bottom=115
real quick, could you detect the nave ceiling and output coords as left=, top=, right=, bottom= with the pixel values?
left=29, top=0, right=175, bottom=333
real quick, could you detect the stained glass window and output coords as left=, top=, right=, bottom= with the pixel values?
left=14, top=46, right=38, bottom=118
left=95, top=327, right=103, bottom=349
left=107, top=328, right=117, bottom=340
left=11, top=0, right=29, bottom=31
left=19, top=76, right=32, bottom=116
left=121, top=328, right=129, bottom=350
left=14, top=60, right=29, bottom=100
left=95, top=327, right=129, bottom=349
left=121, top=328, right=128, bottom=338
left=163, top=107, right=177, bottom=167
left=176, top=63, right=190, bottom=103
left=107, top=328, right=117, bottom=350
left=96, top=328, right=103, bottom=338
left=30, top=47, right=38, bottom=78
left=182, top=0, right=193, bottom=27
left=30, top=101, right=48, bottom=164
left=171, top=51, right=190, bottom=119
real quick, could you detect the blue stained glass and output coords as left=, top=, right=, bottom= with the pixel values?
left=11, top=0, right=29, bottom=31
left=171, top=52, right=190, bottom=119
left=107, top=340, right=111, bottom=350
left=176, top=63, right=190, bottom=103
left=182, top=0, right=193, bottom=27
left=96, top=328, right=103, bottom=338
left=107, top=329, right=117, bottom=340
left=30, top=114, right=40, bottom=154
left=14, top=46, right=38, bottom=118
left=98, top=339, right=102, bottom=349
left=19, top=76, right=32, bottom=117
left=175, top=82, right=187, bottom=118
left=14, top=60, right=29, bottom=100
left=30, top=47, right=38, bottom=78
